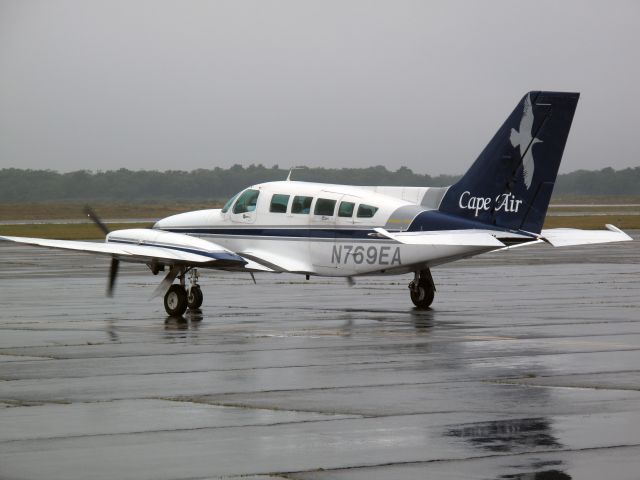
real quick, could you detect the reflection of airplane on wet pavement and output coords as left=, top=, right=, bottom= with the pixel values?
left=1, top=91, right=632, bottom=315
left=446, top=417, right=571, bottom=479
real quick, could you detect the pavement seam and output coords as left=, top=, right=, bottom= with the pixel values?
left=0, top=414, right=367, bottom=445
left=3, top=348, right=640, bottom=381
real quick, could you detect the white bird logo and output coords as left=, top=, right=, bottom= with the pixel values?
left=509, top=94, right=542, bottom=190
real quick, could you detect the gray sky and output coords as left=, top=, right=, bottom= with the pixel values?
left=1, top=0, right=638, bottom=174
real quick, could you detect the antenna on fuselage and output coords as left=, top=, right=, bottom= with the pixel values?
left=286, top=166, right=307, bottom=181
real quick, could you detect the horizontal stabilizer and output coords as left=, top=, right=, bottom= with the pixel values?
left=373, top=228, right=505, bottom=247
left=540, top=224, right=633, bottom=247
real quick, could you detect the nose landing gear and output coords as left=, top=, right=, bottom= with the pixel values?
left=163, top=268, right=203, bottom=316
left=409, top=269, right=436, bottom=309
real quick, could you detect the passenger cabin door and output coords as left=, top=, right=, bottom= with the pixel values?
left=335, top=195, right=359, bottom=228
left=332, top=195, right=362, bottom=272
left=309, top=193, right=341, bottom=269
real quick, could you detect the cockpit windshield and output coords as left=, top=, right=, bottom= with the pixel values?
left=221, top=192, right=240, bottom=213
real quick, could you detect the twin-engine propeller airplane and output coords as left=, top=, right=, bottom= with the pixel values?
left=1, top=91, right=633, bottom=316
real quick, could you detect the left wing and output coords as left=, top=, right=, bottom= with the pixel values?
left=0, top=229, right=247, bottom=268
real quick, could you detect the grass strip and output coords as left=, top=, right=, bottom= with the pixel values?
left=0, top=223, right=153, bottom=240
left=542, top=215, right=640, bottom=230
left=0, top=203, right=220, bottom=221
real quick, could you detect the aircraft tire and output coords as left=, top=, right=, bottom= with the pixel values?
left=187, top=286, right=203, bottom=309
left=164, top=285, right=188, bottom=316
left=410, top=283, right=434, bottom=309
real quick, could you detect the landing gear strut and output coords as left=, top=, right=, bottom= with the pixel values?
left=163, top=268, right=203, bottom=316
left=186, top=269, right=203, bottom=310
left=409, top=269, right=436, bottom=309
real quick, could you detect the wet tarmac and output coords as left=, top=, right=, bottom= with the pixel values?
left=0, top=234, right=639, bottom=480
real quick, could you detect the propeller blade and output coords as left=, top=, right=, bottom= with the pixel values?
left=83, top=205, right=110, bottom=236
left=107, top=257, right=119, bottom=297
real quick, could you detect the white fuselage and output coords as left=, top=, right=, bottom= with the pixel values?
left=152, top=181, right=504, bottom=276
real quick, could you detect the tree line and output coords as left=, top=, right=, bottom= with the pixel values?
left=0, top=165, right=638, bottom=202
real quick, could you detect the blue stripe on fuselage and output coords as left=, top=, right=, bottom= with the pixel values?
left=159, top=227, right=378, bottom=240
left=155, top=211, right=535, bottom=240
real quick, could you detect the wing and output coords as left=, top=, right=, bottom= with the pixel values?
left=0, top=229, right=248, bottom=269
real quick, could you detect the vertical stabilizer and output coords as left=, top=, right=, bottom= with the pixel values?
left=437, top=91, right=579, bottom=233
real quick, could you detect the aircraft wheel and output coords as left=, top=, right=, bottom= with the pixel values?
left=187, top=285, right=203, bottom=309
left=410, top=282, right=435, bottom=309
left=164, top=285, right=188, bottom=316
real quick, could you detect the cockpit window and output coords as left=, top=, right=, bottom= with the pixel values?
left=291, top=196, right=313, bottom=214
left=233, top=189, right=260, bottom=214
left=270, top=194, right=290, bottom=213
left=221, top=192, right=240, bottom=213
left=314, top=198, right=336, bottom=216
left=357, top=204, right=379, bottom=218
left=338, top=201, right=355, bottom=217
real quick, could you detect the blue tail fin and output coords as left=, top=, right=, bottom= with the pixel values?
left=437, top=91, right=579, bottom=233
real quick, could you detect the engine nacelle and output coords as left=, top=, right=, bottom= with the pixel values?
left=106, top=228, right=241, bottom=261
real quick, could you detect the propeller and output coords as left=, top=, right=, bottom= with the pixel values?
left=84, top=205, right=119, bottom=296
left=83, top=205, right=110, bottom=236
left=108, top=257, right=119, bottom=297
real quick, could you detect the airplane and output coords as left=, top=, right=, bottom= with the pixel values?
left=0, top=91, right=633, bottom=316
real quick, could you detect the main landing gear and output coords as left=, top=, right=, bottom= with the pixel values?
left=163, top=269, right=203, bottom=316
left=409, top=269, right=436, bottom=309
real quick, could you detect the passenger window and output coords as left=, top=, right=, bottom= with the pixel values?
left=291, top=196, right=313, bottom=214
left=357, top=204, right=379, bottom=218
left=314, top=198, right=336, bottom=216
left=270, top=194, right=290, bottom=213
left=233, top=189, right=260, bottom=214
left=338, top=201, right=355, bottom=217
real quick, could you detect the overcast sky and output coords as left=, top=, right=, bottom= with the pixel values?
left=0, top=0, right=638, bottom=174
